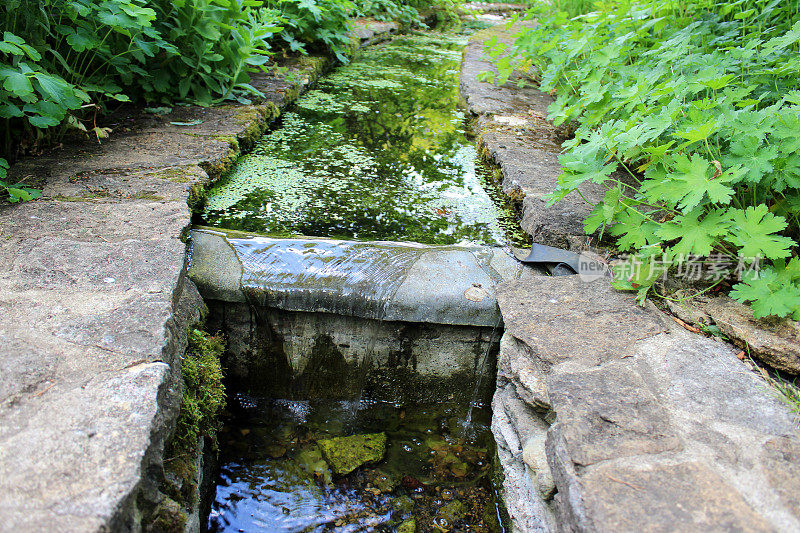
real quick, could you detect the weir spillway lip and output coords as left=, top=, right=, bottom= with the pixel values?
left=188, top=226, right=533, bottom=327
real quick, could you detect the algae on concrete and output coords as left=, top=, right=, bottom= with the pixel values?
left=317, top=432, right=387, bottom=475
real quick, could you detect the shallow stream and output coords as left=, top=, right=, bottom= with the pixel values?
left=204, top=28, right=510, bottom=532
left=200, top=29, right=523, bottom=246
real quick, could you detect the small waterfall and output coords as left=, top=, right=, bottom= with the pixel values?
left=231, top=236, right=424, bottom=320
left=462, top=314, right=503, bottom=435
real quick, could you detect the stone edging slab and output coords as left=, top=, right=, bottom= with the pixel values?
left=460, top=24, right=603, bottom=251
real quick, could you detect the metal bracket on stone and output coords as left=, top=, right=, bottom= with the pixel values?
left=518, top=243, right=581, bottom=276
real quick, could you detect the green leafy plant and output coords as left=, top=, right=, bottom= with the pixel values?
left=266, top=0, right=355, bottom=63
left=147, top=0, right=283, bottom=106
left=485, top=0, right=800, bottom=320
left=0, top=157, right=41, bottom=202
left=1, top=0, right=164, bottom=157
left=354, top=0, right=419, bottom=26
left=0, top=0, right=284, bottom=159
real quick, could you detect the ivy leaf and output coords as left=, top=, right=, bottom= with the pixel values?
left=656, top=208, right=731, bottom=256
left=728, top=205, right=794, bottom=260
left=5, top=186, right=35, bottom=202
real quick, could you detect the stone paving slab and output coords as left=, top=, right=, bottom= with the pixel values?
left=0, top=23, right=397, bottom=532
left=668, top=294, right=800, bottom=374
left=496, top=276, right=664, bottom=367
left=460, top=25, right=604, bottom=250
left=493, top=276, right=800, bottom=532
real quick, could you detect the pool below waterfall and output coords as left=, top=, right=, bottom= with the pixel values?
left=208, top=397, right=503, bottom=532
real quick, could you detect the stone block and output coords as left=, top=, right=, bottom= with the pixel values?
left=495, top=276, right=665, bottom=367
left=547, top=363, right=681, bottom=467
left=577, top=462, right=773, bottom=532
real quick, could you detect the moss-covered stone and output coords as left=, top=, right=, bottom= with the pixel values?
left=317, top=432, right=387, bottom=475
left=171, top=328, right=226, bottom=454
left=296, top=444, right=333, bottom=485
left=157, top=327, right=226, bottom=531
left=398, top=518, right=417, bottom=533
left=393, top=495, right=415, bottom=514
left=145, top=497, right=188, bottom=533
left=233, top=105, right=277, bottom=150
left=435, top=500, right=465, bottom=531
left=199, top=136, right=240, bottom=179
left=148, top=166, right=196, bottom=184
left=370, top=469, right=399, bottom=493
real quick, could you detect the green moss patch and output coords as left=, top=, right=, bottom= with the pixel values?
left=172, top=328, right=226, bottom=456
left=158, top=327, right=226, bottom=522
left=317, top=432, right=387, bottom=475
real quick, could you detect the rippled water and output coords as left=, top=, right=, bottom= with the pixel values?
left=200, top=31, right=512, bottom=246
left=208, top=396, right=503, bottom=533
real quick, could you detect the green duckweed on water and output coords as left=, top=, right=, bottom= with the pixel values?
left=200, top=31, right=517, bottom=246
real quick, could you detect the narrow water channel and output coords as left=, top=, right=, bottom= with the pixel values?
left=199, top=29, right=520, bottom=246
left=203, top=28, right=509, bottom=532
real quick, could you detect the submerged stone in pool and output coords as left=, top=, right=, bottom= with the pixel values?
left=208, top=397, right=503, bottom=532
left=200, top=32, right=508, bottom=246
left=317, top=432, right=387, bottom=475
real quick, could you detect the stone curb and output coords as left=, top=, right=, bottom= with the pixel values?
left=0, top=21, right=397, bottom=532
left=494, top=276, right=800, bottom=532
left=459, top=24, right=604, bottom=251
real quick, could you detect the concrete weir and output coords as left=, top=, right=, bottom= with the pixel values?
left=188, top=227, right=532, bottom=402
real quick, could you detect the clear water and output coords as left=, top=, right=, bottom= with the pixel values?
left=208, top=396, right=503, bottom=533
left=200, top=31, right=514, bottom=246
